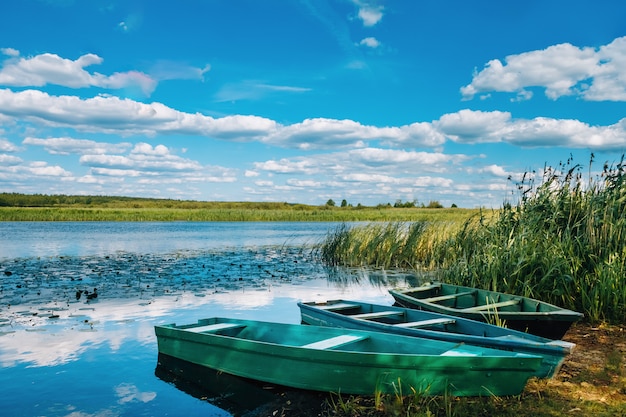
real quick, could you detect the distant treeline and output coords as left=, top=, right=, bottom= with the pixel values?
left=0, top=193, right=310, bottom=210
left=0, top=193, right=473, bottom=222
left=0, top=193, right=449, bottom=210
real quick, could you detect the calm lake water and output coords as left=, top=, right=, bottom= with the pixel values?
left=0, top=222, right=417, bottom=417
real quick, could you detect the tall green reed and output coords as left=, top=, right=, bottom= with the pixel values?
left=319, top=222, right=449, bottom=269
left=319, top=155, right=626, bottom=324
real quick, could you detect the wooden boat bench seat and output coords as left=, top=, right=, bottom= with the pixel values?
left=404, top=283, right=442, bottom=293
left=315, top=302, right=360, bottom=311
left=440, top=346, right=480, bottom=357
left=302, top=334, right=367, bottom=350
left=546, top=339, right=576, bottom=352
left=351, top=311, right=404, bottom=320
left=422, top=290, right=476, bottom=303
left=460, top=299, right=520, bottom=312
left=186, top=323, right=246, bottom=333
left=393, top=318, right=456, bottom=328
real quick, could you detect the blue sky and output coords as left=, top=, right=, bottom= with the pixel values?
left=1, top=0, right=626, bottom=208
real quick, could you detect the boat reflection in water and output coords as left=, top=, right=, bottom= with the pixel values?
left=155, top=353, right=326, bottom=417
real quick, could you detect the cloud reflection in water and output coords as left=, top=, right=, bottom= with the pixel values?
left=115, top=383, right=157, bottom=404
left=0, top=274, right=399, bottom=368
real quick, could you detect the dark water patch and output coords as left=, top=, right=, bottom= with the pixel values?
left=155, top=353, right=329, bottom=417
left=156, top=353, right=277, bottom=416
left=0, top=246, right=329, bottom=326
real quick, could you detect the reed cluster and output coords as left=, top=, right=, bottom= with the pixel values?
left=319, top=221, right=461, bottom=270
left=319, top=155, right=626, bottom=325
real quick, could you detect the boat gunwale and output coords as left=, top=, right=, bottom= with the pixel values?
left=389, top=286, right=584, bottom=319
left=155, top=320, right=543, bottom=360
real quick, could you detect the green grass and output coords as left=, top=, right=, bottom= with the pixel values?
left=0, top=203, right=477, bottom=222
left=322, top=344, right=626, bottom=417
left=324, top=383, right=626, bottom=417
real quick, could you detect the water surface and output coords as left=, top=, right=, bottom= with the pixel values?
left=0, top=222, right=416, bottom=416
left=0, top=221, right=336, bottom=258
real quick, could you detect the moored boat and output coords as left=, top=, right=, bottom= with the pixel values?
left=389, top=282, right=584, bottom=339
left=298, top=299, right=575, bottom=378
left=154, top=317, right=542, bottom=396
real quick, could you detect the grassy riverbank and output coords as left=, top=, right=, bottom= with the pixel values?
left=319, top=323, right=625, bottom=417
left=262, top=323, right=624, bottom=417
left=0, top=194, right=478, bottom=222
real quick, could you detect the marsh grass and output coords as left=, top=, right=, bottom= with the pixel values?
left=319, top=155, right=626, bottom=325
left=319, top=221, right=465, bottom=270
left=442, top=155, right=626, bottom=325
left=0, top=204, right=477, bottom=223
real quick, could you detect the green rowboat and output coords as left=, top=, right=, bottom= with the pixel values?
left=389, top=282, right=584, bottom=339
left=155, top=317, right=542, bottom=396
left=299, top=299, right=574, bottom=378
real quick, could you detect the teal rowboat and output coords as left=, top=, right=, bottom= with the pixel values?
left=155, top=317, right=542, bottom=396
left=389, top=282, right=584, bottom=339
left=299, top=299, right=575, bottom=378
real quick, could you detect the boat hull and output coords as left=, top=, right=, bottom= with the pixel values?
left=389, top=283, right=583, bottom=339
left=299, top=300, right=575, bottom=378
left=155, top=317, right=541, bottom=396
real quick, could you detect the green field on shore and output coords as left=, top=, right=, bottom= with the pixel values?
left=0, top=193, right=479, bottom=222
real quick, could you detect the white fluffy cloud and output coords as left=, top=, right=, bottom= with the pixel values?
left=436, top=109, right=626, bottom=150
left=0, top=159, right=71, bottom=179
left=461, top=36, right=626, bottom=102
left=1, top=48, right=19, bottom=57
left=0, top=138, right=20, bottom=152
left=436, top=110, right=512, bottom=143
left=359, top=37, right=380, bottom=48
left=77, top=142, right=237, bottom=186
left=0, top=89, right=277, bottom=139
left=268, top=118, right=445, bottom=149
left=2, top=89, right=625, bottom=151
left=347, top=148, right=470, bottom=169
left=28, top=162, right=72, bottom=177
left=80, top=142, right=203, bottom=173
left=351, top=1, right=384, bottom=26
left=0, top=154, right=22, bottom=165
left=478, top=164, right=512, bottom=178
left=254, top=148, right=471, bottom=177
left=23, top=137, right=131, bottom=155
left=0, top=51, right=157, bottom=95
left=0, top=89, right=446, bottom=149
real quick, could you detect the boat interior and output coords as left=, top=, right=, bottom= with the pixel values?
left=169, top=320, right=505, bottom=357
